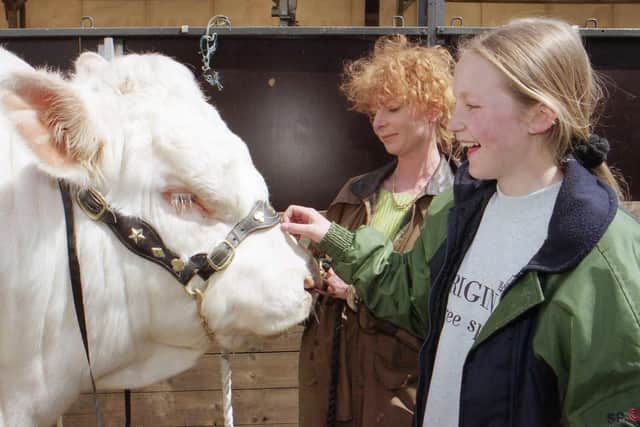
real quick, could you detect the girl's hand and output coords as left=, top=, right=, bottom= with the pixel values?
left=280, top=205, right=331, bottom=243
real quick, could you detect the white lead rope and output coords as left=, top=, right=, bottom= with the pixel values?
left=57, top=354, right=235, bottom=427
left=221, top=350, right=235, bottom=427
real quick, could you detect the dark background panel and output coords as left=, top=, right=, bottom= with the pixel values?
left=124, top=36, right=393, bottom=210
left=1, top=33, right=638, bottom=208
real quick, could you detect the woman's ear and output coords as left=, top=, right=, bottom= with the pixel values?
left=528, top=104, right=557, bottom=135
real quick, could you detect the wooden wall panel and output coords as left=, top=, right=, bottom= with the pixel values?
left=296, top=0, right=359, bottom=26
left=379, top=0, right=398, bottom=26
left=208, top=325, right=303, bottom=353
left=351, top=0, right=366, bottom=26
left=56, top=327, right=303, bottom=427
left=547, top=3, right=614, bottom=26
left=480, top=2, right=547, bottom=25
left=404, top=2, right=418, bottom=26
left=61, top=389, right=298, bottom=426
left=212, top=0, right=278, bottom=26
left=147, top=0, right=212, bottom=27
left=613, top=3, right=640, bottom=26
left=26, top=0, right=83, bottom=27
left=141, top=352, right=299, bottom=392
left=82, top=0, right=147, bottom=27
left=445, top=2, right=483, bottom=26
left=15, top=0, right=640, bottom=28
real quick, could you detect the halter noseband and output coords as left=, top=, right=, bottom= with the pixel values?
left=74, top=186, right=281, bottom=336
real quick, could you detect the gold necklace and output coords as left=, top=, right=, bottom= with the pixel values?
left=390, top=175, right=421, bottom=210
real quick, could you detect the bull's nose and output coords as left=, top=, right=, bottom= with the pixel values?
left=305, top=256, right=324, bottom=289
left=304, top=276, right=314, bottom=289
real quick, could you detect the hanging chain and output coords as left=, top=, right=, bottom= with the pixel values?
left=199, top=15, right=230, bottom=91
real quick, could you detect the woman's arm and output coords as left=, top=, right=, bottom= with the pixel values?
left=281, top=193, right=451, bottom=338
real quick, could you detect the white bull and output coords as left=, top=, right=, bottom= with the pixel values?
left=0, top=48, right=314, bottom=427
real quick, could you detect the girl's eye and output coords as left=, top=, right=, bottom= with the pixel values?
left=388, top=106, right=401, bottom=112
left=466, top=104, right=480, bottom=111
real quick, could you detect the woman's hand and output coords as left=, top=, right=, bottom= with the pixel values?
left=280, top=205, right=331, bottom=243
left=324, top=268, right=349, bottom=300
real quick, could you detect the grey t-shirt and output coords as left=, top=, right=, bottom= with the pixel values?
left=423, top=181, right=562, bottom=427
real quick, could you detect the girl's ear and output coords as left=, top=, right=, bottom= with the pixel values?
left=528, top=103, right=557, bottom=135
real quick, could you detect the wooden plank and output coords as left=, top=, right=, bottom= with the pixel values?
left=141, top=351, right=299, bottom=392
left=296, top=0, right=359, bottom=25
left=59, top=418, right=296, bottom=427
left=445, top=2, right=483, bottom=26
left=480, top=2, right=547, bottom=25
left=61, top=389, right=298, bottom=426
left=546, top=3, right=613, bottom=26
left=212, top=0, right=279, bottom=26
left=82, top=0, right=147, bottom=27
left=208, top=325, right=303, bottom=354
left=613, top=4, right=640, bottom=27
left=26, top=0, right=82, bottom=27
left=146, top=0, right=211, bottom=26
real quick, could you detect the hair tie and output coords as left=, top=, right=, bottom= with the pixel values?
left=572, top=134, right=609, bottom=169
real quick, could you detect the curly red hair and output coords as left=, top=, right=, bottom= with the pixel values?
left=340, top=35, right=455, bottom=156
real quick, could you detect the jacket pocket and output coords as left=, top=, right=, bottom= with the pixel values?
left=373, top=327, right=420, bottom=391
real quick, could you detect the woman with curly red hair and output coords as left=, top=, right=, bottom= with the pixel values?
left=299, top=35, right=456, bottom=427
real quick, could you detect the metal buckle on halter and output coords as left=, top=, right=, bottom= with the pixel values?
left=207, top=240, right=235, bottom=271
left=76, top=187, right=109, bottom=221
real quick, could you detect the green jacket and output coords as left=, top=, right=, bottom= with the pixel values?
left=320, top=160, right=640, bottom=426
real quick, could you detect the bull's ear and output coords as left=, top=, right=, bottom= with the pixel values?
left=74, top=51, right=108, bottom=78
left=0, top=70, right=103, bottom=185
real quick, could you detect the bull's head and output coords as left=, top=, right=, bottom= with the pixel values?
left=1, top=51, right=316, bottom=351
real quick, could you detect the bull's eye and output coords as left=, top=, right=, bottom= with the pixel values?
left=170, top=192, right=194, bottom=213
left=162, top=189, right=210, bottom=216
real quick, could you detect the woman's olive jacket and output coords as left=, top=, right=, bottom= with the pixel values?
left=299, top=159, right=454, bottom=427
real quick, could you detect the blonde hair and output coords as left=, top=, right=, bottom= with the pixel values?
left=340, top=35, right=456, bottom=158
left=460, top=17, right=625, bottom=199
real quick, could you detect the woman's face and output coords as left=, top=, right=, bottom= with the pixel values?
left=449, top=52, right=542, bottom=188
left=371, top=102, right=435, bottom=159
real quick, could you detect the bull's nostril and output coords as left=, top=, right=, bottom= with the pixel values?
left=304, top=275, right=314, bottom=289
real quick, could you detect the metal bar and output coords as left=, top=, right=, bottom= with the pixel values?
left=2, top=25, right=639, bottom=40
left=417, top=0, right=427, bottom=26
left=447, top=0, right=633, bottom=3
left=0, top=26, right=432, bottom=38
left=426, top=0, right=445, bottom=46
left=436, top=26, right=640, bottom=38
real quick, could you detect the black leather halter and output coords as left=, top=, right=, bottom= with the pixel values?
left=75, top=187, right=280, bottom=285
left=60, top=184, right=281, bottom=427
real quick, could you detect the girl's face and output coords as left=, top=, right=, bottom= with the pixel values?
left=371, top=102, right=436, bottom=159
left=449, top=52, right=550, bottom=193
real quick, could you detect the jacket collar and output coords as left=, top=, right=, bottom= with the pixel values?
left=346, top=156, right=455, bottom=202
left=453, top=159, right=618, bottom=274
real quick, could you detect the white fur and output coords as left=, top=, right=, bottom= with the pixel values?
left=0, top=48, right=313, bottom=427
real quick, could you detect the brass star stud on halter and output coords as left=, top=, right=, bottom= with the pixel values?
left=128, top=228, right=145, bottom=244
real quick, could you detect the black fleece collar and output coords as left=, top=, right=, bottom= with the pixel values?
left=453, top=159, right=618, bottom=274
